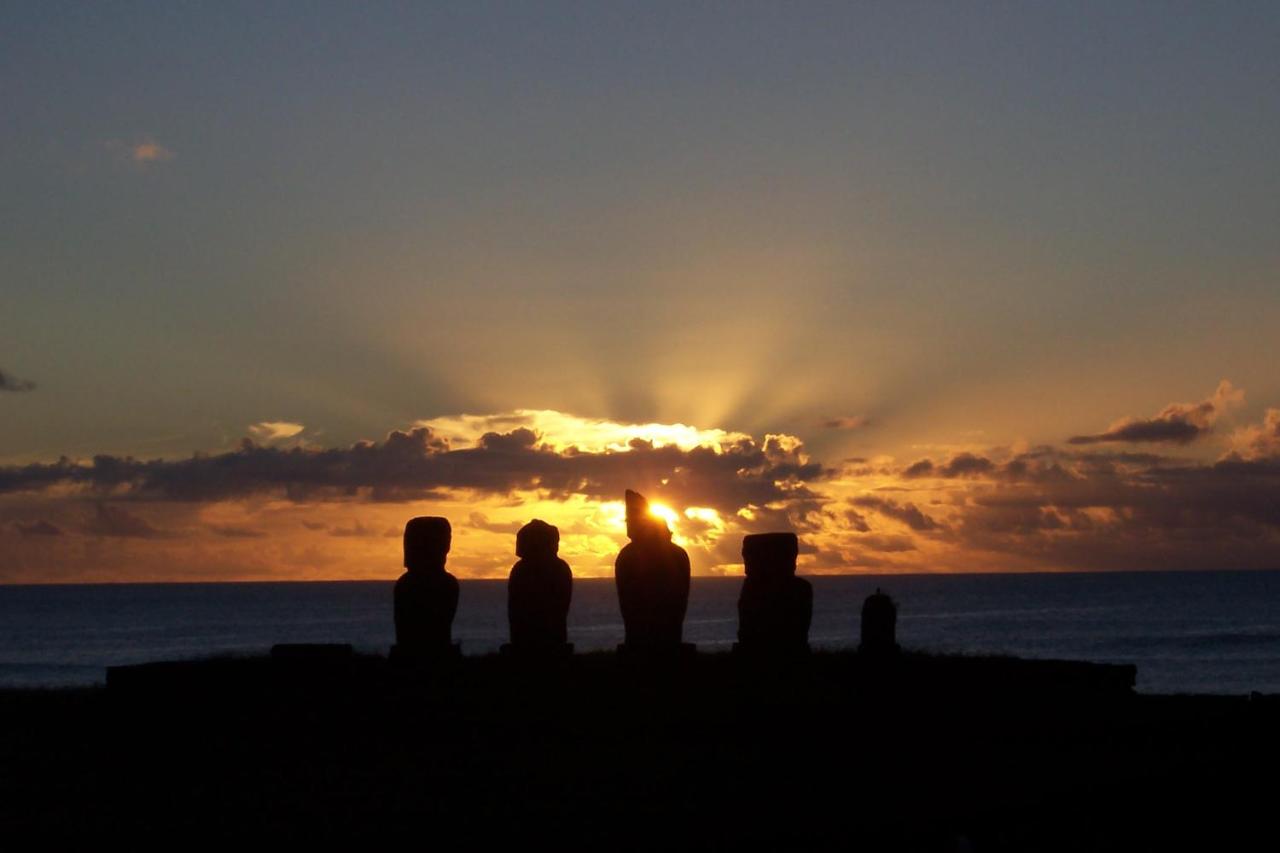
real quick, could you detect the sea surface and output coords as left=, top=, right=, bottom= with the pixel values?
left=1, top=571, right=1277, bottom=694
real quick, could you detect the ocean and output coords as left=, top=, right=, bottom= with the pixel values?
left=1, top=571, right=1277, bottom=694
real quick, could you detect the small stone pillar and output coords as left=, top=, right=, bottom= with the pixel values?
left=859, top=588, right=899, bottom=655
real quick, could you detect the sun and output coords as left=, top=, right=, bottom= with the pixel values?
left=647, top=502, right=680, bottom=529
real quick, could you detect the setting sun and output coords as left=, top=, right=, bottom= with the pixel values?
left=647, top=502, right=680, bottom=529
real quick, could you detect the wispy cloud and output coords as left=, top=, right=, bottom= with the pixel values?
left=902, top=452, right=995, bottom=479
left=84, top=504, right=169, bottom=538
left=328, top=519, right=378, bottom=538
left=1068, top=380, right=1243, bottom=446
left=107, top=137, right=175, bottom=165
left=209, top=524, right=267, bottom=539
left=0, top=369, right=36, bottom=392
left=468, top=511, right=524, bottom=534
left=1227, top=408, right=1280, bottom=461
left=819, top=415, right=870, bottom=430
left=848, top=496, right=940, bottom=532
left=15, top=520, right=61, bottom=536
left=247, top=421, right=306, bottom=443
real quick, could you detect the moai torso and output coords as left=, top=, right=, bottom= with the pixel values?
left=394, top=516, right=459, bottom=653
left=506, top=519, right=573, bottom=650
left=737, top=532, right=812, bottom=650
left=395, top=568, right=459, bottom=650
left=615, top=538, right=691, bottom=647
left=508, top=556, right=572, bottom=646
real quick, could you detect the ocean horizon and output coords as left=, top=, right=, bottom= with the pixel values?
left=2, top=570, right=1277, bottom=694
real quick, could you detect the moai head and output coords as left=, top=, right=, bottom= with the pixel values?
left=516, top=518, right=560, bottom=559
left=624, top=489, right=669, bottom=542
left=741, top=532, right=799, bottom=581
left=403, top=516, right=451, bottom=572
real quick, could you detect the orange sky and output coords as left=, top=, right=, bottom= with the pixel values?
left=5, top=6, right=1280, bottom=581
left=4, top=387, right=1280, bottom=583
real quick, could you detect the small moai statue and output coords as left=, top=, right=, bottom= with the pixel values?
left=505, top=519, right=573, bottom=653
left=614, top=489, right=692, bottom=653
left=392, top=516, right=460, bottom=660
left=736, top=532, right=812, bottom=654
left=859, top=588, right=899, bottom=656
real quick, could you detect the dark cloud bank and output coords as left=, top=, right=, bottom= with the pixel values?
left=0, top=427, right=827, bottom=515
left=893, top=444, right=1280, bottom=570
left=4, top=391, right=1280, bottom=572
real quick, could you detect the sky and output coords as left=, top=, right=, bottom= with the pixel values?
left=3, top=2, right=1279, bottom=582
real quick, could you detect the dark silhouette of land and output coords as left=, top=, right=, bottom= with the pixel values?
left=11, top=653, right=1274, bottom=849
left=392, top=516, right=459, bottom=659
left=614, top=490, right=692, bottom=652
left=506, top=519, right=572, bottom=652
left=13, top=509, right=1274, bottom=848
left=736, top=532, right=812, bottom=654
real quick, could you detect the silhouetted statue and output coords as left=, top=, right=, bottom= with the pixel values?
left=736, top=532, right=812, bottom=653
left=614, top=490, right=691, bottom=650
left=393, top=516, right=460, bottom=658
left=506, top=519, right=573, bottom=651
left=860, top=588, right=899, bottom=656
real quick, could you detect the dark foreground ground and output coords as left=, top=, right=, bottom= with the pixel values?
left=0, top=651, right=1275, bottom=850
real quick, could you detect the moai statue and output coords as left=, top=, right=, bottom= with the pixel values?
left=859, top=588, right=899, bottom=656
left=736, top=532, right=812, bottom=654
left=506, top=519, right=573, bottom=653
left=392, top=516, right=460, bottom=659
left=614, top=490, right=692, bottom=652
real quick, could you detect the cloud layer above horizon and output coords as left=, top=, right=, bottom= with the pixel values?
left=4, top=385, right=1280, bottom=582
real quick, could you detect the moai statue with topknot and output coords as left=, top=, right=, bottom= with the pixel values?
left=505, top=519, right=573, bottom=654
left=614, top=490, right=692, bottom=653
left=392, top=516, right=460, bottom=660
left=736, top=532, right=812, bottom=654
